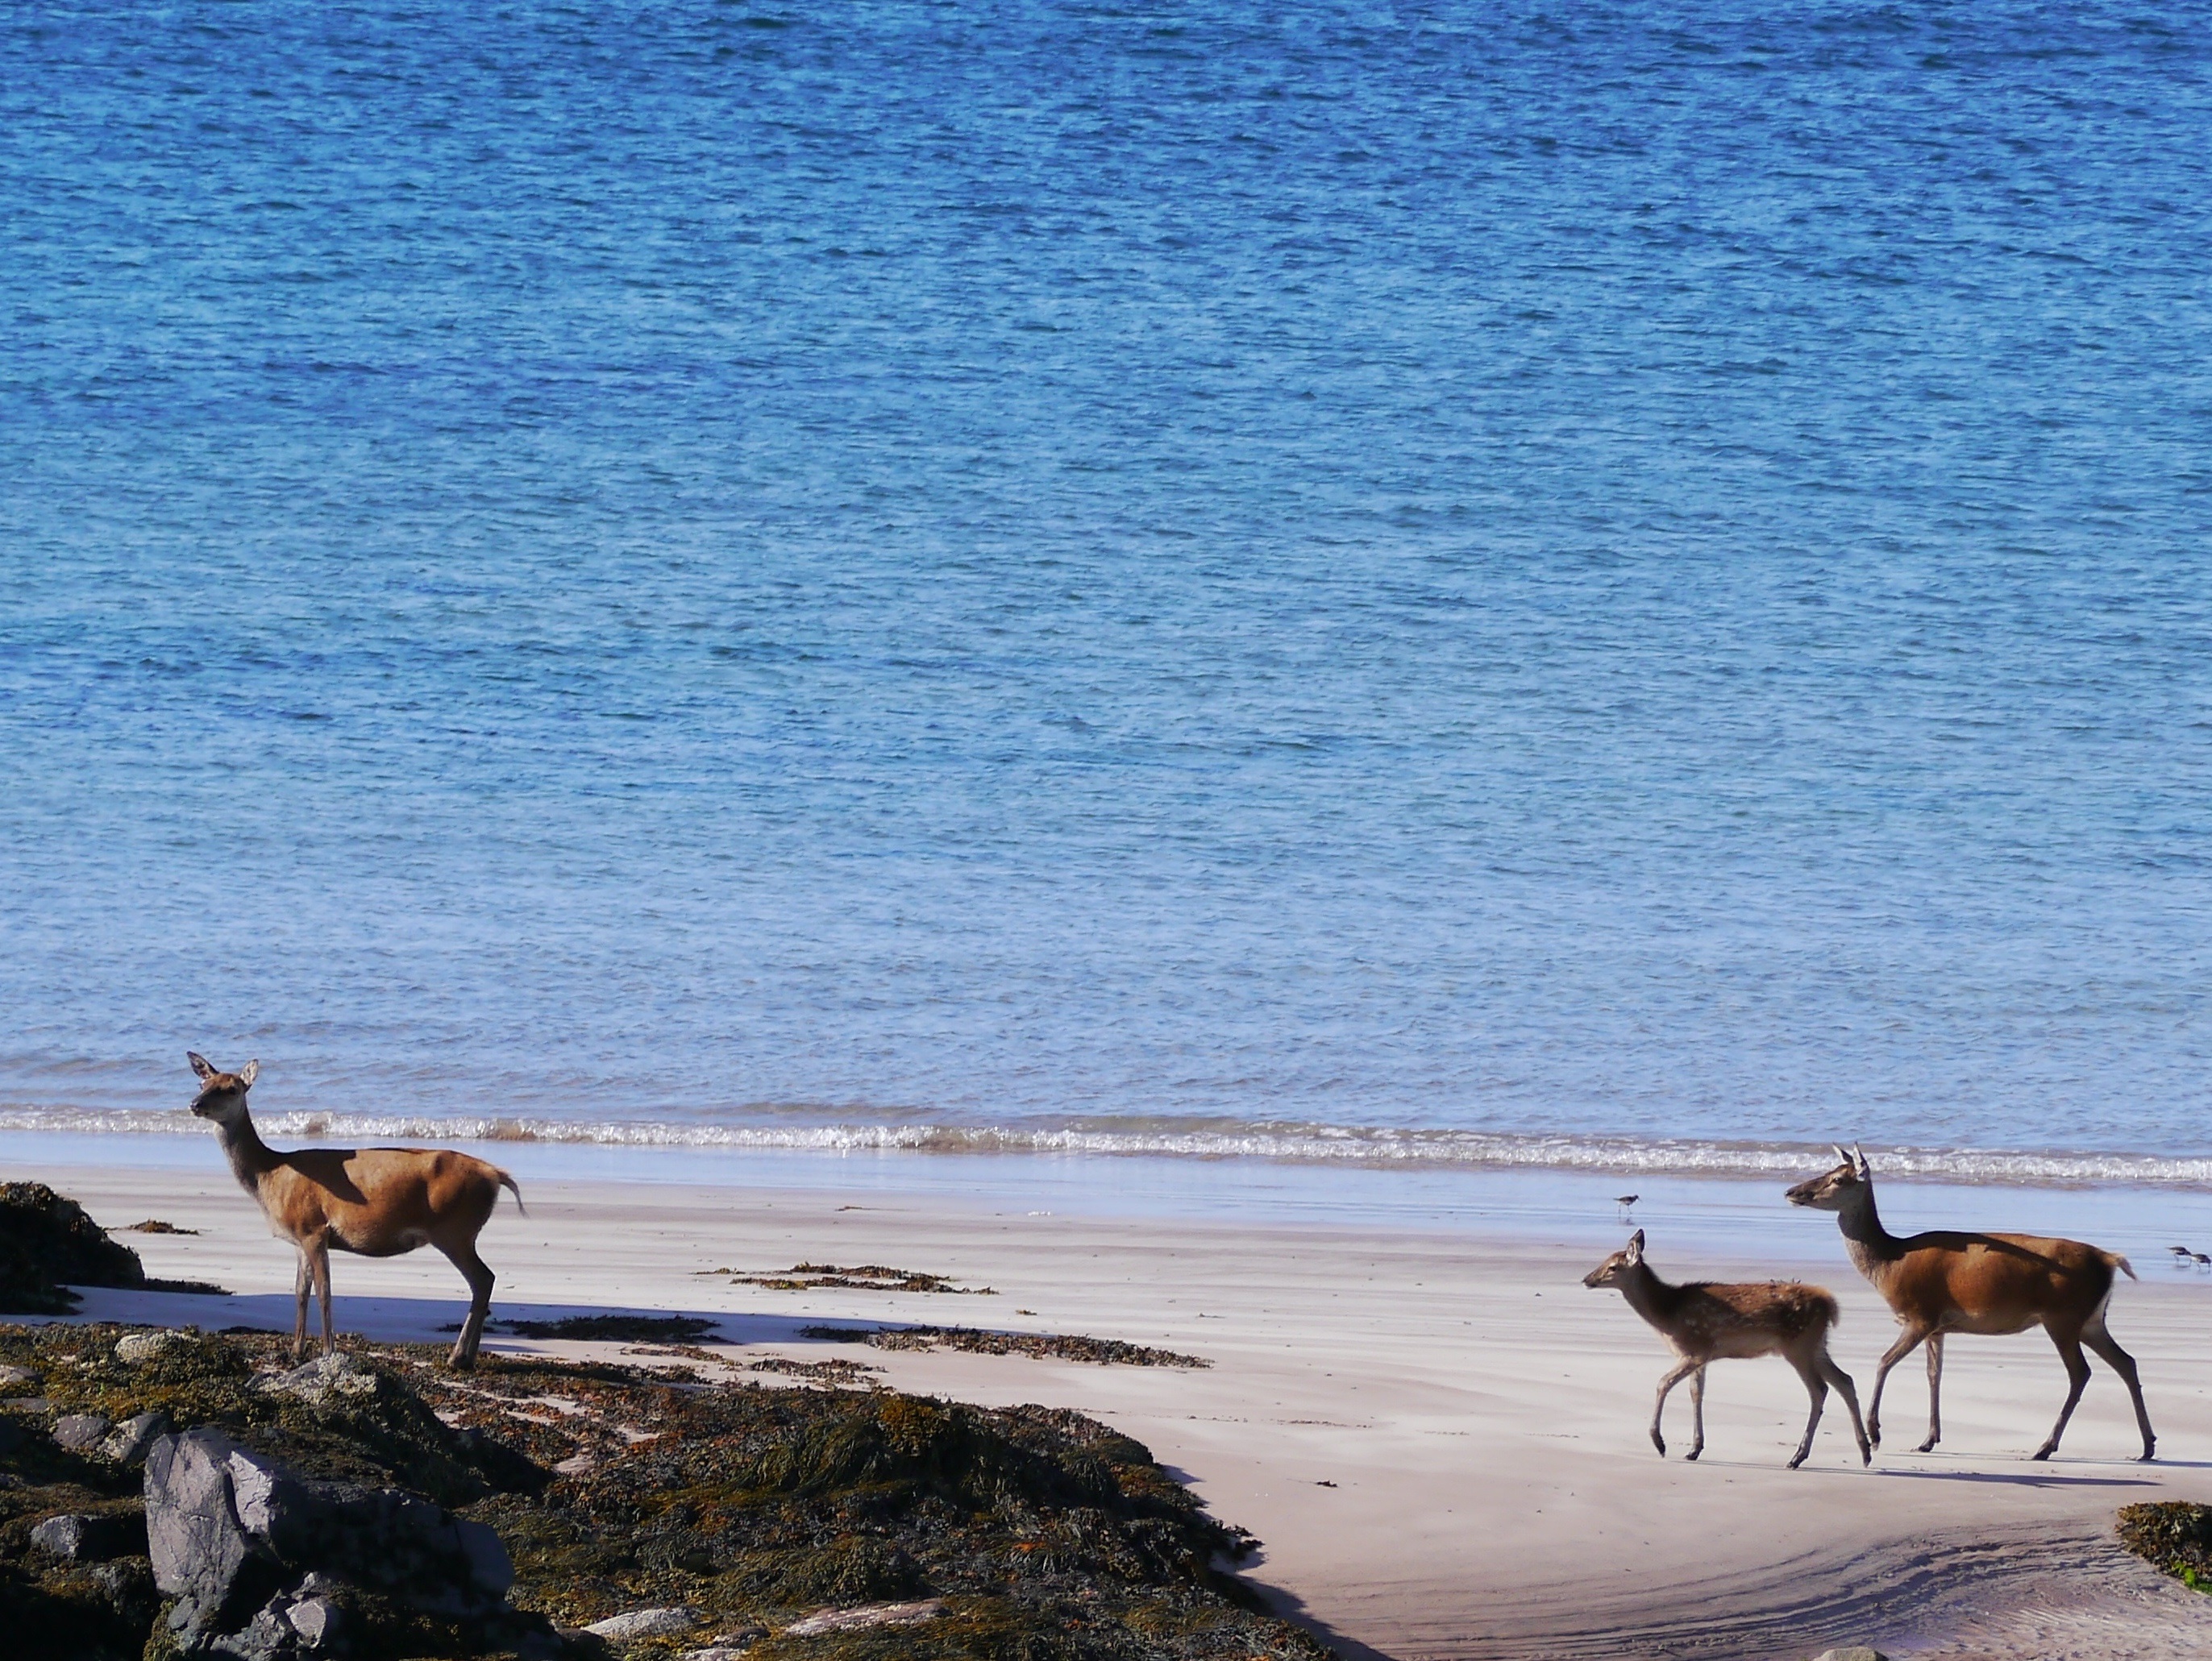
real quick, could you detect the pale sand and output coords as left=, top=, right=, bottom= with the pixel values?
left=16, top=1156, right=2212, bottom=1660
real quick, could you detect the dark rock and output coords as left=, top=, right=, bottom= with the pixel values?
left=144, top=1427, right=526, bottom=1656
left=54, top=1410, right=112, bottom=1449
left=0, top=1181, right=145, bottom=1312
left=31, top=1509, right=149, bottom=1563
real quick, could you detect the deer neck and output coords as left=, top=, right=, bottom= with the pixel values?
left=214, top=1110, right=280, bottom=1200
left=1614, top=1260, right=1681, bottom=1328
left=1836, top=1182, right=1902, bottom=1277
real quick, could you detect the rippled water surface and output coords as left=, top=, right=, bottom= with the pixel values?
left=6, top=2, right=2211, bottom=1175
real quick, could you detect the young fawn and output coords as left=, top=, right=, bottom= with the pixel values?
left=187, top=1053, right=522, bottom=1369
left=1585, top=1230, right=1870, bottom=1469
left=1788, top=1146, right=2153, bottom=1461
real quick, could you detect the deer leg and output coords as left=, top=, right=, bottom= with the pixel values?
left=1650, top=1357, right=1701, bottom=1457
left=292, top=1252, right=311, bottom=1364
left=2032, top=1329, right=2094, bottom=1460
left=307, top=1241, right=335, bottom=1359
left=1916, top=1332, right=1944, bottom=1452
left=2082, top=1319, right=2157, bottom=1463
left=1684, top=1365, right=1707, bottom=1462
left=1867, top=1325, right=1931, bottom=1451
left=1786, top=1353, right=1829, bottom=1470
left=441, top=1241, right=497, bottom=1371
left=1819, top=1351, right=1872, bottom=1466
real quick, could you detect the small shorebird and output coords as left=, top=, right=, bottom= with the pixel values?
left=1615, top=1194, right=1640, bottom=1220
left=2193, top=1253, right=2211, bottom=1270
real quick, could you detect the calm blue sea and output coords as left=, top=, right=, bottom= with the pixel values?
left=6, top=1, right=2211, bottom=1184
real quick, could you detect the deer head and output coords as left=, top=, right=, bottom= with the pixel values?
left=1583, top=1228, right=1646, bottom=1288
left=187, top=1052, right=260, bottom=1126
left=1786, top=1144, right=1873, bottom=1210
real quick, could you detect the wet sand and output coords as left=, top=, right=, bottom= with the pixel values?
left=14, top=1155, right=2212, bottom=1659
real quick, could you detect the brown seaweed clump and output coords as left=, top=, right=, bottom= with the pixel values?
left=439, top=1364, right=1325, bottom=1659
left=2118, top=1501, right=2212, bottom=1592
left=717, top=1264, right=996, bottom=1296
left=801, top=1325, right=1211, bottom=1369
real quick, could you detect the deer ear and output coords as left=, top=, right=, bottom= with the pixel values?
left=239, top=1060, right=259, bottom=1090
left=188, top=1052, right=216, bottom=1082
left=1832, top=1144, right=1852, bottom=1167
left=1852, top=1144, right=1870, bottom=1177
left=1626, top=1229, right=1644, bottom=1262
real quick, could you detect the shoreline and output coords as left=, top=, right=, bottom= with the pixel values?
left=8, top=1148, right=2212, bottom=1657
left=10, top=1111, right=2212, bottom=1193
left=15, top=1127, right=2212, bottom=1270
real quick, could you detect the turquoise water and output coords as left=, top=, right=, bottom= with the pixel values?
left=6, top=2, right=2212, bottom=1181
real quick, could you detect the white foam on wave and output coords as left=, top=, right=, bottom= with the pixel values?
left=2, top=1104, right=2207, bottom=1190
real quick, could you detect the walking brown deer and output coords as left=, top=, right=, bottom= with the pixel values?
left=1583, top=1229, right=1870, bottom=1468
left=186, top=1053, right=521, bottom=1369
left=1786, top=1145, right=2153, bottom=1461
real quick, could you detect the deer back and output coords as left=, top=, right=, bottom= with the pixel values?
left=1662, top=1281, right=1839, bottom=1360
left=1883, top=1230, right=2118, bottom=1334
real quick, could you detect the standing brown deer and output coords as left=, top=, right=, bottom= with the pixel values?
left=1583, top=1230, right=1870, bottom=1469
left=186, top=1053, right=521, bottom=1369
left=1786, top=1146, right=2153, bottom=1462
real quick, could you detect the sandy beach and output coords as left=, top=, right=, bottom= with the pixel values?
left=10, top=1148, right=2210, bottom=1660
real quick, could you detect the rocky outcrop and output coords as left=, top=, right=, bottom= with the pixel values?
left=143, top=1427, right=552, bottom=1659
left=0, top=1182, right=147, bottom=1312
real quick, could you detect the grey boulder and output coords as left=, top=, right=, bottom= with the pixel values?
left=31, top=1509, right=148, bottom=1563
left=144, top=1427, right=521, bottom=1657
left=52, top=1410, right=111, bottom=1449
left=101, top=1407, right=173, bottom=1466
left=584, top=1605, right=698, bottom=1639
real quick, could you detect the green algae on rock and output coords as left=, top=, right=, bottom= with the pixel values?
left=2118, top=1501, right=2212, bottom=1592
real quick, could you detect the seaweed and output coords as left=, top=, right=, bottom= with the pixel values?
left=717, top=1264, right=996, bottom=1296
left=447, top=1314, right=726, bottom=1343
left=2118, top=1501, right=2212, bottom=1592
left=801, top=1327, right=1210, bottom=1370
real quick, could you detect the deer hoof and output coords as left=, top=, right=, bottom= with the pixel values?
left=2139, top=1443, right=2158, bottom=1464
left=1786, top=1451, right=1808, bottom=1471
left=1650, top=1435, right=1666, bottom=1457
left=1683, top=1447, right=1701, bottom=1463
left=1915, top=1437, right=1938, bottom=1453
left=2031, top=1444, right=2056, bottom=1462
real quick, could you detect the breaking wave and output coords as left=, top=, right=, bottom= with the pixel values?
left=3, top=1106, right=2208, bottom=1190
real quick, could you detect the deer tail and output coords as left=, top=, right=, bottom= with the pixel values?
left=497, top=1172, right=526, bottom=1217
left=2109, top=1251, right=2136, bottom=1281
